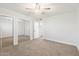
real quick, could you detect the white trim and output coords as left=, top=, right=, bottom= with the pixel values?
left=45, top=38, right=79, bottom=51
left=45, top=38, right=76, bottom=46
left=12, top=16, right=18, bottom=46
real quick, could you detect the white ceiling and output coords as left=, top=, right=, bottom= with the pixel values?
left=0, top=3, right=79, bottom=18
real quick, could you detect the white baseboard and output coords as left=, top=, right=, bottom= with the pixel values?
left=46, top=38, right=79, bottom=51
left=45, top=38, right=76, bottom=46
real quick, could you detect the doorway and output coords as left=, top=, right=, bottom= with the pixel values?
left=34, top=21, right=40, bottom=39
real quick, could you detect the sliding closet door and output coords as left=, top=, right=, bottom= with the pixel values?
left=18, top=19, right=25, bottom=43
left=0, top=16, right=13, bottom=48
left=25, top=21, right=30, bottom=40
left=18, top=19, right=30, bottom=44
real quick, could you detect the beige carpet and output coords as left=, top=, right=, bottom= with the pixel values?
left=0, top=35, right=30, bottom=48
left=0, top=39, right=79, bottom=56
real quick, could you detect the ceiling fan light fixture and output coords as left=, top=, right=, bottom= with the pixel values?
left=25, top=3, right=53, bottom=14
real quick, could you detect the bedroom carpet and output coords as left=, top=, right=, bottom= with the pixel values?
left=0, top=39, right=79, bottom=56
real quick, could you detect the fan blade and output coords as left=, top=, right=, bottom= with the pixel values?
left=25, top=8, right=33, bottom=10
left=43, top=8, right=51, bottom=10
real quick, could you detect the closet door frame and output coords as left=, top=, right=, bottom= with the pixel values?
left=0, top=15, right=13, bottom=48
left=0, top=15, right=34, bottom=48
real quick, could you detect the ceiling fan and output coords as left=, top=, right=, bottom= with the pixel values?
left=25, top=3, right=51, bottom=14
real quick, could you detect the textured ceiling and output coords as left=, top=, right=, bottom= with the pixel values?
left=0, top=3, right=79, bottom=18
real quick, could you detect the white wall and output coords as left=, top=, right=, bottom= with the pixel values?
left=25, top=21, right=30, bottom=36
left=0, top=8, right=30, bottom=20
left=76, top=9, right=79, bottom=49
left=41, top=11, right=78, bottom=46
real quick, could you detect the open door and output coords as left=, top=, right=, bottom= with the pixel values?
left=34, top=21, right=40, bottom=39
